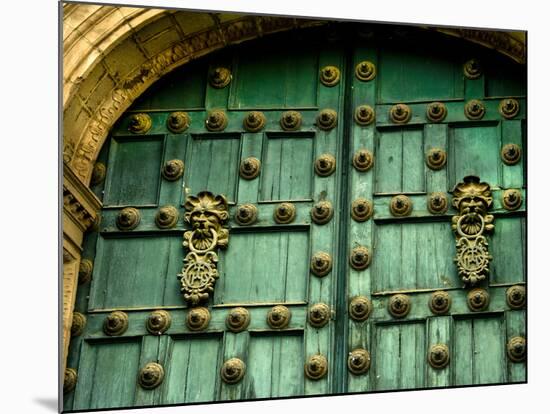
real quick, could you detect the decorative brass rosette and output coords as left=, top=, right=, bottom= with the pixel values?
left=501, top=143, right=522, bottom=165
left=467, top=288, right=490, bottom=311
left=355, top=61, right=376, bottom=81
left=243, top=111, right=266, bottom=132
left=280, top=110, right=302, bottom=131
left=351, top=198, right=373, bottom=222
left=426, top=147, right=447, bottom=170
left=317, top=109, right=337, bottom=130
left=506, top=285, right=526, bottom=309
left=507, top=336, right=526, bottom=362
left=235, top=204, right=258, bottom=226
left=304, top=354, right=328, bottom=380
left=155, top=205, right=179, bottom=229
left=221, top=358, right=246, bottom=384
left=429, top=291, right=452, bottom=315
left=128, top=113, right=152, bottom=134
left=267, top=305, right=291, bottom=329
left=427, top=192, right=449, bottom=214
left=390, top=195, right=413, bottom=217
left=209, top=67, right=232, bottom=89
left=146, top=310, right=172, bottom=335
left=162, top=159, right=184, bottom=181
left=428, top=344, right=450, bottom=369
left=499, top=98, right=520, bottom=119
left=426, top=102, right=447, bottom=122
left=314, top=154, right=336, bottom=177
left=310, top=251, right=332, bottom=277
left=311, top=200, right=333, bottom=224
left=348, top=296, right=372, bottom=322
left=352, top=149, right=374, bottom=172
left=308, top=303, right=331, bottom=328
left=103, top=311, right=129, bottom=336
left=388, top=294, right=411, bottom=318
left=390, top=103, right=412, bottom=124
left=116, top=207, right=141, bottom=230
left=138, top=362, right=165, bottom=389
left=239, top=157, right=261, bottom=180
left=274, top=202, right=296, bottom=224
left=186, top=307, right=211, bottom=331
left=347, top=348, right=371, bottom=375
left=320, top=65, right=340, bottom=87
left=71, top=312, right=87, bottom=337
left=354, top=105, right=375, bottom=126
left=205, top=110, right=228, bottom=131
left=226, top=307, right=250, bottom=333
left=78, top=259, right=93, bottom=284
left=465, top=99, right=485, bottom=120
left=502, top=189, right=522, bottom=211
left=167, top=111, right=190, bottom=133
left=463, top=58, right=482, bottom=79
left=349, top=246, right=371, bottom=270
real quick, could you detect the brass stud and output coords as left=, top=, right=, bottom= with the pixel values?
left=304, top=354, right=328, bottom=380
left=320, top=65, right=341, bottom=87
left=280, top=110, right=302, bottom=131
left=501, top=143, right=522, bottom=165
left=467, top=288, right=490, bottom=312
left=205, top=110, right=228, bottom=131
left=71, top=312, right=87, bottom=337
left=388, top=294, right=411, bottom=318
left=274, top=202, right=296, bottom=224
left=349, top=246, right=371, bottom=270
left=426, top=147, right=447, bottom=170
left=428, top=344, right=450, bottom=369
left=499, top=98, right=520, bottom=119
left=502, top=189, right=522, bottom=211
left=186, top=307, right=211, bottom=331
left=429, top=291, right=452, bottom=315
left=146, top=310, right=172, bottom=335
left=355, top=61, right=376, bottom=81
left=90, top=162, right=106, bottom=186
left=243, top=111, right=266, bottom=132
left=162, top=159, right=184, bottom=181
left=78, top=259, right=93, bottom=284
left=103, top=311, right=129, bottom=336
left=465, top=99, right=485, bottom=120
left=226, top=307, right=250, bottom=333
left=138, top=362, right=165, bottom=389
left=310, top=252, right=332, bottom=277
left=507, top=336, right=526, bottom=362
left=347, top=348, right=371, bottom=375
left=308, top=303, right=331, bottom=328
left=311, top=200, right=333, bottom=224
left=239, top=157, right=261, bottom=180
left=354, top=105, right=375, bottom=126
left=221, top=358, right=246, bottom=384
left=64, top=368, right=77, bottom=394
left=317, top=109, right=337, bottom=131
left=390, top=195, right=413, bottom=217
left=506, top=285, right=526, bottom=310
left=390, top=104, right=412, bottom=124
left=351, top=198, right=373, bottom=222
left=349, top=296, right=372, bottom=322
left=427, top=192, right=449, bottom=214
left=267, top=305, right=291, bottom=329
left=116, top=207, right=141, bottom=230
left=235, top=204, right=258, bottom=226
left=155, top=205, right=179, bottom=229
left=167, top=111, right=190, bottom=133
left=463, top=59, right=482, bottom=79
left=128, top=113, right=152, bottom=134
left=314, top=154, right=336, bottom=177
left=209, top=67, right=232, bottom=89
left=352, top=149, right=374, bottom=172
left=426, top=102, right=447, bottom=123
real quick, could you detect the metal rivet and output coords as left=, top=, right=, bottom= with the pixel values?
left=317, top=109, right=337, bottom=130
left=463, top=59, right=482, bottom=79
left=507, top=336, right=526, bottom=362
left=501, top=143, right=522, bottom=165
left=351, top=198, right=373, bottom=222
left=235, top=204, right=258, bottom=226
left=426, top=102, right=448, bottom=122
left=311, top=201, right=333, bottom=224
left=280, top=111, right=302, bottom=131
left=304, top=354, right=328, bottom=380
left=167, top=111, right=190, bottom=133
left=138, top=362, right=165, bottom=389
left=465, top=99, right=486, bottom=120
left=267, top=305, right=291, bottom=329
left=349, top=246, right=371, bottom=270
left=64, top=368, right=77, bottom=394
left=116, top=207, right=141, bottom=230
left=209, top=67, right=232, bottom=89
left=506, top=285, right=526, bottom=309
left=78, top=259, right=93, bottom=284
left=390, top=104, right=411, bottom=124
left=314, top=154, right=336, bottom=177
left=388, top=294, right=411, bottom=318
left=320, top=65, right=340, bottom=87
left=226, top=307, right=250, bottom=332
left=390, top=195, right=413, bottom=217
left=308, top=303, right=331, bottom=328
left=186, top=307, right=211, bottom=331
left=162, top=159, right=184, bottom=181
left=221, top=358, right=246, bottom=384
left=146, top=310, right=172, bottom=335
left=428, top=344, right=450, bottom=369
left=103, top=311, right=129, bottom=336
left=310, top=252, right=332, bottom=277
left=355, top=61, right=376, bottom=81
left=205, top=110, right=228, bottom=131
left=467, top=288, right=490, bottom=311
left=354, top=105, right=375, bottom=126
left=499, top=98, right=520, bottom=119
left=347, top=348, right=371, bottom=375
left=352, top=149, right=374, bottom=172
left=155, top=205, right=179, bottom=229
left=128, top=113, right=152, bottom=134
left=502, top=189, right=522, bottom=211
left=273, top=202, right=296, bottom=224
left=427, top=192, right=449, bottom=214
left=429, top=291, right=452, bottom=315
left=243, top=111, right=266, bottom=132
left=349, top=296, right=372, bottom=322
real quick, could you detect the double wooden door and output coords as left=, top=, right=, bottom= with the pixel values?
left=64, top=24, right=526, bottom=411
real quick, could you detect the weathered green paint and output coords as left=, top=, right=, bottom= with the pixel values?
left=65, top=24, right=526, bottom=412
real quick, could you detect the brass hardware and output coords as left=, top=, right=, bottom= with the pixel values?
left=465, top=99, right=485, bottom=120
left=179, top=192, right=229, bottom=306
left=138, top=362, right=165, bottom=389
left=506, top=285, right=526, bottom=309
left=354, top=105, right=375, bottom=126
left=116, top=207, right=141, bottom=230
left=310, top=252, right=332, bottom=277
left=304, top=354, right=328, bottom=380
left=355, top=61, right=376, bottom=81
left=167, top=111, right=190, bottom=133
left=226, top=307, right=250, bottom=332
left=128, top=113, right=152, bottom=134
left=388, top=294, right=411, bottom=318
left=349, top=296, right=372, bottom=322
left=71, top=312, right=86, bottom=337
left=155, top=205, right=179, bottom=229
left=235, top=204, right=258, bottom=226
left=347, top=348, right=371, bottom=375
left=426, top=147, right=447, bottom=170
left=507, top=336, right=526, bottom=362
left=146, top=310, right=171, bottom=335
left=427, top=192, right=449, bottom=215
left=103, top=311, right=129, bottom=336
left=205, top=110, right=228, bottom=131
left=221, top=358, right=246, bottom=384
left=390, top=104, right=412, bottom=124
left=90, top=162, right=106, bottom=186
left=267, top=305, right=291, bottom=329
left=78, top=259, right=93, bottom=284
left=502, top=189, right=522, bottom=211
left=428, top=344, right=450, bottom=369
left=280, top=110, right=302, bottom=131
left=209, top=67, right=232, bottom=89
left=351, top=198, right=373, bottom=222
left=499, top=98, right=520, bottom=119
left=239, top=157, right=261, bottom=180
left=314, top=154, right=336, bottom=177
left=429, top=291, right=452, bottom=315
left=352, top=149, right=374, bottom=172
left=463, top=59, right=482, bottom=79
left=390, top=195, right=413, bottom=217
left=452, top=176, right=494, bottom=285
left=308, top=303, right=331, bottom=328
left=349, top=246, right=371, bottom=270
left=317, top=109, right=337, bottom=131
left=64, top=368, right=77, bottom=393
left=274, top=202, right=296, bottom=224
left=162, top=159, right=184, bottom=181
left=426, top=102, right=448, bottom=123
left=186, top=307, right=211, bottom=331
left=243, top=111, right=266, bottom=132
left=320, top=65, right=341, bottom=87
left=311, top=200, right=333, bottom=224
left=501, top=144, right=522, bottom=165
left=467, top=288, right=490, bottom=311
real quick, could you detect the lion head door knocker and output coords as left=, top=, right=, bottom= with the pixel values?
left=178, top=191, right=230, bottom=306
left=451, top=176, right=495, bottom=286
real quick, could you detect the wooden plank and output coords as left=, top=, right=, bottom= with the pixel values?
left=220, top=331, right=250, bottom=401
left=426, top=316, right=451, bottom=387
left=134, top=335, right=162, bottom=407
left=472, top=316, right=506, bottom=384
left=237, top=132, right=263, bottom=203
left=424, top=124, right=448, bottom=193
left=158, top=133, right=188, bottom=206
left=401, top=129, right=425, bottom=192
left=506, top=310, right=526, bottom=382
left=376, top=130, right=403, bottom=193
left=452, top=319, right=473, bottom=385
left=491, top=217, right=526, bottom=285
left=501, top=120, right=524, bottom=189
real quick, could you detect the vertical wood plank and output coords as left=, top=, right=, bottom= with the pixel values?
left=424, top=124, right=448, bottom=193
left=426, top=317, right=452, bottom=387
left=220, top=332, right=250, bottom=401
left=501, top=120, right=524, bottom=189
left=506, top=310, right=526, bottom=382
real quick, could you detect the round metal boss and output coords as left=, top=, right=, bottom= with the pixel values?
left=349, top=296, right=372, bottom=322
left=267, top=305, right=291, bottom=329
left=352, top=149, right=374, bottom=172
left=428, top=344, right=450, bottom=369
left=308, top=303, right=331, bottom=328
left=243, top=111, right=266, bottom=132
left=467, top=288, right=490, bottom=311
left=311, top=201, right=333, bottom=224
left=506, top=285, right=526, bottom=309
left=167, top=111, right=190, bottom=133
left=162, top=159, right=184, bottom=181
left=155, top=205, right=179, bottom=229
left=221, top=358, right=246, bottom=384
left=116, top=207, right=141, bottom=231
left=351, top=198, right=373, bottom=222
left=355, top=61, right=376, bottom=81
left=78, top=259, right=93, bottom=284
left=349, top=246, right=371, bottom=270
left=426, top=148, right=447, bottom=170
left=317, top=109, right=337, bottom=130
left=239, top=157, right=261, bottom=180
left=390, top=195, right=413, bottom=217
left=304, top=354, right=328, bottom=380
left=463, top=59, right=482, bottom=79
left=310, top=251, right=333, bottom=277
left=128, top=113, right=152, bottom=134
left=426, top=102, right=447, bottom=122
left=146, top=310, right=172, bottom=335
left=205, top=110, right=228, bottom=131
left=390, top=104, right=412, bottom=124
left=499, top=98, right=520, bottom=119
left=507, top=336, right=526, bottom=362
left=502, top=189, right=522, bottom=211
left=427, top=192, right=449, bottom=214
left=320, top=65, right=340, bottom=87
left=64, top=368, right=77, bottom=393
left=388, top=294, right=411, bottom=318
left=274, top=202, right=296, bottom=224
left=280, top=110, right=302, bottom=131
left=71, top=312, right=87, bottom=337
left=354, top=105, right=375, bottom=126
left=209, top=67, right=232, bottom=89
left=465, top=99, right=485, bottom=120
left=501, top=143, right=522, bottom=165
left=429, top=291, right=452, bottom=315
left=103, top=311, right=129, bottom=336
left=226, top=307, right=250, bottom=332
left=186, top=307, right=211, bottom=331
left=347, top=348, right=371, bottom=375
left=314, top=154, right=336, bottom=177
left=235, top=204, right=258, bottom=226
left=138, top=362, right=165, bottom=389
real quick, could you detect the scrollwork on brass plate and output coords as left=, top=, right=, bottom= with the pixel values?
left=354, top=105, right=375, bottom=126
left=467, top=288, right=490, bottom=311
left=304, top=354, right=328, bottom=380
left=426, top=148, right=447, bottom=170
left=320, top=65, right=340, bottom=87
left=243, top=111, right=266, bottom=132
left=349, top=296, right=372, bottom=322
left=178, top=191, right=229, bottom=306
left=235, top=204, right=258, bottom=226
left=64, top=368, right=77, bottom=393
left=463, top=59, right=482, bottom=79
left=239, top=157, right=261, bottom=180
left=138, top=362, right=165, bottom=389
left=355, top=61, right=376, bottom=81
left=308, top=303, right=330, bottom=328
left=499, top=98, right=520, bottom=119
left=428, top=192, right=449, bottom=214
left=280, top=111, right=302, bottom=131
left=221, top=358, right=246, bottom=384
left=429, top=291, right=452, bottom=315
left=186, top=307, right=211, bottom=331
left=314, top=154, right=336, bottom=177
left=78, top=259, right=93, bottom=284
left=146, top=310, right=172, bottom=335
left=501, top=144, right=522, bottom=165
left=451, top=176, right=494, bottom=286
left=209, top=67, right=232, bottom=89
left=349, top=246, right=371, bottom=270
left=267, top=305, right=291, bottom=329
left=428, top=344, right=450, bottom=369
left=128, top=113, right=152, bottom=134
left=310, top=251, right=332, bottom=277
left=502, top=189, right=522, bottom=211
left=390, top=104, right=411, bottom=124
left=226, top=307, right=250, bottom=332
left=162, top=159, right=184, bottom=181
left=506, top=285, right=526, bottom=309
left=317, top=109, right=337, bottom=131
left=348, top=348, right=371, bottom=375
left=465, top=99, right=485, bottom=120
left=167, top=111, right=190, bottom=133
left=390, top=195, right=413, bottom=217
left=311, top=201, right=333, bottom=224
left=388, top=294, right=411, bottom=318
left=103, top=311, right=129, bottom=336
left=352, top=149, right=374, bottom=172
left=116, top=207, right=141, bottom=230
left=274, top=202, right=296, bottom=224
left=507, top=336, right=526, bottom=362
left=351, top=198, right=373, bottom=222
left=426, top=102, right=447, bottom=122
left=71, top=312, right=87, bottom=337
left=205, top=110, right=228, bottom=131
left=155, top=205, right=179, bottom=229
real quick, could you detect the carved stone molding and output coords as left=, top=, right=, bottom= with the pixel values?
left=63, top=163, right=101, bottom=236
left=304, top=354, right=328, bottom=380
left=186, top=307, right=211, bottom=331
left=178, top=191, right=229, bottom=306
left=146, top=310, right=172, bottom=335
left=451, top=176, right=494, bottom=286
left=347, top=348, right=371, bottom=375
left=308, top=303, right=331, bottom=328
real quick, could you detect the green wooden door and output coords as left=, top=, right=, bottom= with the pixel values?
left=64, top=24, right=526, bottom=411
